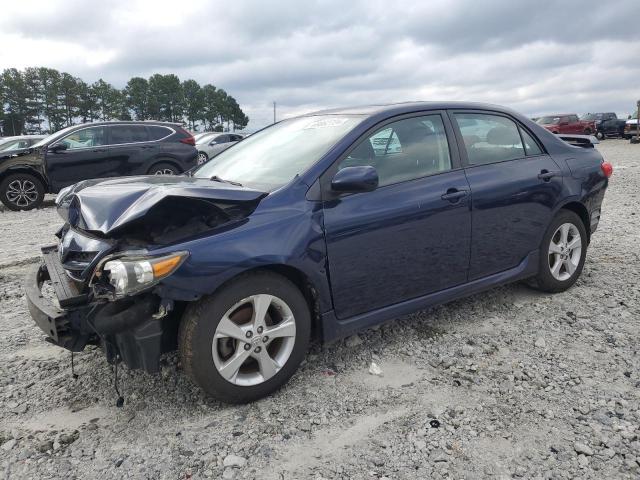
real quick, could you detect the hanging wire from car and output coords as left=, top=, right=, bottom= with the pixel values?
left=70, top=351, right=78, bottom=379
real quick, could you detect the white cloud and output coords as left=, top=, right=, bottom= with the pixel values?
left=1, top=0, right=639, bottom=127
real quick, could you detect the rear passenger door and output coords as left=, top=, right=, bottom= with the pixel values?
left=106, top=124, right=155, bottom=176
left=322, top=112, right=472, bottom=319
left=450, top=111, right=564, bottom=280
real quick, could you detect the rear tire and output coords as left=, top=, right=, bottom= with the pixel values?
left=531, top=210, right=587, bottom=293
left=147, top=162, right=180, bottom=175
left=0, top=173, right=45, bottom=211
left=179, top=271, right=311, bottom=404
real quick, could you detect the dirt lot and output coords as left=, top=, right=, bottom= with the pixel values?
left=1, top=140, right=638, bottom=479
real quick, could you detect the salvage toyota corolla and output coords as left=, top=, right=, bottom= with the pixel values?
left=25, top=102, right=612, bottom=404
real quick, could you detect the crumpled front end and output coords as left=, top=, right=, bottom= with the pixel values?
left=25, top=175, right=267, bottom=373
left=25, top=243, right=179, bottom=373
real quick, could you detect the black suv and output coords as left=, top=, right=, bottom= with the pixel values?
left=0, top=121, right=197, bottom=211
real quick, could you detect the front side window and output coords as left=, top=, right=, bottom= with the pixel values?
left=537, top=116, right=560, bottom=125
left=59, top=127, right=106, bottom=150
left=110, top=125, right=149, bottom=145
left=454, top=113, right=525, bottom=165
left=339, top=114, right=452, bottom=187
left=194, top=115, right=364, bottom=191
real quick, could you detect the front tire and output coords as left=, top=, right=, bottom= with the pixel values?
left=0, top=173, right=45, bottom=211
left=532, top=210, right=587, bottom=293
left=596, top=131, right=605, bottom=140
left=197, top=151, right=208, bottom=165
left=179, top=271, right=311, bottom=404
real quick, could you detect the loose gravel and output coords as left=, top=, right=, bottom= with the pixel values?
left=1, top=140, right=638, bottom=479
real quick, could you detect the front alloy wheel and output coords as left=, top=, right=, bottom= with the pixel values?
left=212, top=294, right=296, bottom=386
left=0, top=173, right=45, bottom=211
left=179, top=271, right=311, bottom=403
left=197, top=152, right=208, bottom=165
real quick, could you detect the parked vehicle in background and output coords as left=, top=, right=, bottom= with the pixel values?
left=196, top=133, right=244, bottom=165
left=536, top=114, right=596, bottom=135
left=25, top=101, right=612, bottom=404
left=624, top=110, right=638, bottom=140
left=0, top=135, right=46, bottom=159
left=580, top=113, right=626, bottom=139
left=0, top=121, right=197, bottom=211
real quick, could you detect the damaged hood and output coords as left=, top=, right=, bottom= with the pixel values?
left=57, top=175, right=267, bottom=235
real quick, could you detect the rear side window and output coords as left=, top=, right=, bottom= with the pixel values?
left=454, top=113, right=525, bottom=165
left=148, top=126, right=172, bottom=141
left=110, top=125, right=149, bottom=144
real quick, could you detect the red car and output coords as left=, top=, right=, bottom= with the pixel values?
left=536, top=114, right=596, bottom=135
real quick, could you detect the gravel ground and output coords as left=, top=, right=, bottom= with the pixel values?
left=1, top=140, right=638, bottom=479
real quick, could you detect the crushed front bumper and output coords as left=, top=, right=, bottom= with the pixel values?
left=25, top=246, right=178, bottom=373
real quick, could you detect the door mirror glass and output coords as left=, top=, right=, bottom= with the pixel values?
left=49, top=143, right=68, bottom=152
left=331, top=166, right=378, bottom=193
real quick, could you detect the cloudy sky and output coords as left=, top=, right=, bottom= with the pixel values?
left=1, top=0, right=639, bottom=128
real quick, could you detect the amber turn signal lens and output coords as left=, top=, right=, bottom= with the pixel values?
left=152, top=255, right=185, bottom=278
left=601, top=162, right=613, bottom=178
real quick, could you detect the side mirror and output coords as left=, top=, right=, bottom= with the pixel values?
left=331, top=166, right=378, bottom=193
left=49, top=143, right=67, bottom=153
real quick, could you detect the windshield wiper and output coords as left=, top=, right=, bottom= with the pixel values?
left=210, top=175, right=243, bottom=187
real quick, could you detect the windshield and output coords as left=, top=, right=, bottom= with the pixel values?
left=194, top=115, right=364, bottom=191
left=31, top=124, right=78, bottom=149
left=581, top=113, right=603, bottom=121
left=0, top=139, right=26, bottom=151
left=536, top=116, right=560, bottom=125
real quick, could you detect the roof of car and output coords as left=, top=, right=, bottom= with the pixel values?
left=72, top=120, right=183, bottom=128
left=305, top=101, right=524, bottom=117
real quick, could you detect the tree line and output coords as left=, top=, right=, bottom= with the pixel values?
left=0, top=67, right=249, bottom=136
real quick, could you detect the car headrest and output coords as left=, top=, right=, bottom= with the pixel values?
left=395, top=123, right=435, bottom=145
left=351, top=137, right=376, bottom=160
left=486, top=126, right=521, bottom=146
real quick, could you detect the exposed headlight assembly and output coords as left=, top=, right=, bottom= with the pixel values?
left=102, top=251, right=188, bottom=297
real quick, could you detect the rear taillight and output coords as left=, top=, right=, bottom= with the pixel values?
left=177, top=128, right=196, bottom=146
left=601, top=162, right=613, bottom=178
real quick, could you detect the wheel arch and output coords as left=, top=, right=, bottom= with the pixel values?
left=558, top=201, right=591, bottom=243
left=0, top=166, right=48, bottom=190
left=194, top=263, right=324, bottom=341
left=147, top=157, right=183, bottom=174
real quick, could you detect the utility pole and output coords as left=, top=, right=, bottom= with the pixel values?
left=273, top=102, right=276, bottom=124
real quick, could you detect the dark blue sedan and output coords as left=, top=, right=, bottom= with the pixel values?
left=25, top=102, right=612, bottom=403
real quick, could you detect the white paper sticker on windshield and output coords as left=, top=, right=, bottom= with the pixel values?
left=303, top=117, right=350, bottom=129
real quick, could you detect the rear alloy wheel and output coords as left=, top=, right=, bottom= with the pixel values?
left=531, top=210, right=587, bottom=293
left=197, top=151, right=208, bottom=165
left=147, top=162, right=180, bottom=175
left=0, top=173, right=45, bottom=211
left=179, top=271, right=310, bottom=403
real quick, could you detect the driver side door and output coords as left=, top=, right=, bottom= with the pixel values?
left=321, top=112, right=471, bottom=319
left=45, top=126, right=110, bottom=192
